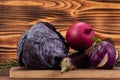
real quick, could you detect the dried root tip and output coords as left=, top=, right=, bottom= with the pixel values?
left=61, top=67, right=67, bottom=74
left=60, top=57, right=76, bottom=74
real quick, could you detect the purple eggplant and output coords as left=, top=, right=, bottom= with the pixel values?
left=60, top=52, right=89, bottom=73
left=89, top=41, right=119, bottom=69
left=103, top=38, right=115, bottom=45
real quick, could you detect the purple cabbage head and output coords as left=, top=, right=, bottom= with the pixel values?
left=17, top=22, right=69, bottom=69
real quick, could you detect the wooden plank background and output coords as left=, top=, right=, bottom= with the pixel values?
left=0, top=0, right=120, bottom=62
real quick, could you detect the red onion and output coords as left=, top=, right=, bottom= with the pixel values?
left=66, top=22, right=94, bottom=52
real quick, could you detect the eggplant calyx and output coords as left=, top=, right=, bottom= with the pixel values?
left=60, top=57, right=76, bottom=73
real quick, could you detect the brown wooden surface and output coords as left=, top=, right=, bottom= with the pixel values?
left=0, top=0, right=120, bottom=61
left=9, top=67, right=120, bottom=79
left=0, top=68, right=120, bottom=80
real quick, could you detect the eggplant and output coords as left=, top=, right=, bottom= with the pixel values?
left=60, top=52, right=90, bottom=73
left=89, top=40, right=119, bottom=69
left=103, top=38, right=115, bottom=45
left=17, top=22, right=69, bottom=69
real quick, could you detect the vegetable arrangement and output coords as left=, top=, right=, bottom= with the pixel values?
left=17, top=22, right=119, bottom=73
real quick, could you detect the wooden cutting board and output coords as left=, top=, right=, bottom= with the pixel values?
left=10, top=67, right=120, bottom=78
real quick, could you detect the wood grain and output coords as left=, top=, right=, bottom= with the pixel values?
left=0, top=0, right=120, bottom=60
left=10, top=67, right=120, bottom=78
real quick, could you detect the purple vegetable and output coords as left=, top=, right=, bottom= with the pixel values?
left=89, top=41, right=119, bottom=69
left=17, top=22, right=69, bottom=69
left=61, top=52, right=89, bottom=73
left=103, top=38, right=115, bottom=45
left=66, top=22, right=95, bottom=52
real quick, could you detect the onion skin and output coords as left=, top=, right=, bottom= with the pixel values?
left=89, top=41, right=119, bottom=69
left=66, top=22, right=94, bottom=52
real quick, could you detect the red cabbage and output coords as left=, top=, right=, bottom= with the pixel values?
left=17, top=22, right=69, bottom=69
